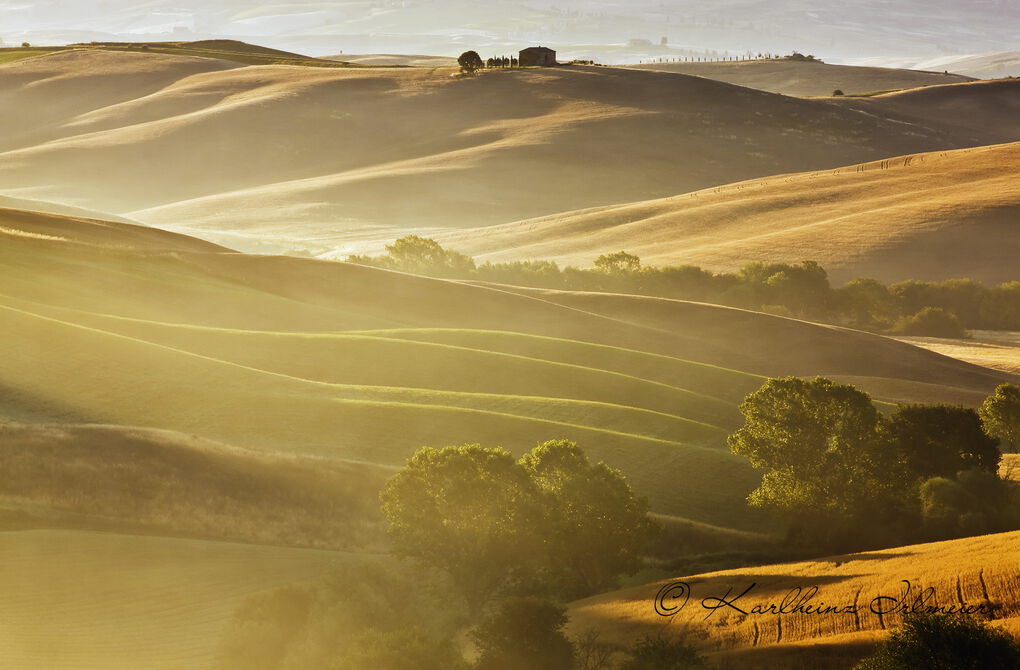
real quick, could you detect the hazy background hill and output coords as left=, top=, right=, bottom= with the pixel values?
left=437, top=139, right=1020, bottom=284
left=3, top=50, right=1019, bottom=260
left=3, top=0, right=1020, bottom=66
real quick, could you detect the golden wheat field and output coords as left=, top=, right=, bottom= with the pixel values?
left=439, top=138, right=1020, bottom=284
left=569, top=531, right=1020, bottom=670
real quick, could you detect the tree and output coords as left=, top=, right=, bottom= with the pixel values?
left=21, top=42, right=30, bottom=48
left=738, top=261, right=831, bottom=317
left=380, top=445, right=542, bottom=613
left=832, top=89, right=845, bottom=96
left=361, top=235, right=476, bottom=278
left=836, top=277, right=898, bottom=328
left=593, top=251, right=641, bottom=274
left=470, top=597, right=575, bottom=670
left=892, top=307, right=968, bottom=338
left=380, top=441, right=655, bottom=608
left=918, top=468, right=1018, bottom=538
left=728, top=377, right=901, bottom=539
left=458, top=50, right=484, bottom=73
left=853, top=611, right=1020, bottom=670
left=619, top=636, right=711, bottom=670
left=980, top=383, right=1020, bottom=453
left=884, top=404, right=1001, bottom=480
left=520, top=440, right=656, bottom=598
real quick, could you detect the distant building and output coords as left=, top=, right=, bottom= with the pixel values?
left=519, top=46, right=557, bottom=67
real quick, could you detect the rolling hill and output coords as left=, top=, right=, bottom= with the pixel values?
left=2, top=206, right=1013, bottom=533
left=624, top=59, right=972, bottom=97
left=437, top=139, right=1020, bottom=284
left=568, top=530, right=1020, bottom=670
left=2, top=50, right=1019, bottom=257
left=906, top=51, right=1020, bottom=80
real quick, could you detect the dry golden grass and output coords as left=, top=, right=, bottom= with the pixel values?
left=1, top=51, right=1017, bottom=255
left=896, top=331, right=1020, bottom=376
left=624, top=59, right=971, bottom=97
left=441, top=139, right=1020, bottom=284
left=569, top=531, right=1020, bottom=670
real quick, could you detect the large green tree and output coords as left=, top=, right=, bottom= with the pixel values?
left=884, top=404, right=1001, bottom=480
left=979, top=383, right=1020, bottom=453
left=727, top=377, right=902, bottom=537
left=380, top=440, right=655, bottom=609
left=520, top=440, right=655, bottom=598
left=380, top=445, right=542, bottom=613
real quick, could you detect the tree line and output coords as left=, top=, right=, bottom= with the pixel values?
left=348, top=237, right=1020, bottom=338
left=731, top=377, right=1020, bottom=550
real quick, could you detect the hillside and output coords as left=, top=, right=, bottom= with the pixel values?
left=0, top=529, right=349, bottom=670
left=623, top=59, right=972, bottom=97
left=568, top=531, right=1020, bottom=670
left=437, top=140, right=1020, bottom=284
left=323, top=53, right=458, bottom=67
left=0, top=40, right=351, bottom=69
left=2, top=207, right=1012, bottom=534
left=2, top=52, right=1019, bottom=256
left=908, top=51, right=1020, bottom=79
left=897, top=331, right=1020, bottom=377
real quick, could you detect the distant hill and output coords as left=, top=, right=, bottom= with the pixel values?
left=910, top=51, right=1020, bottom=79
left=622, top=58, right=972, bottom=97
left=437, top=139, right=1020, bottom=284
left=3, top=50, right=1018, bottom=257
left=322, top=53, right=458, bottom=67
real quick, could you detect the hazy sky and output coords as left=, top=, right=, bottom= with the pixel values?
left=2, top=1, right=1018, bottom=64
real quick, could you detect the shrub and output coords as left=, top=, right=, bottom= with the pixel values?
left=619, top=636, right=711, bottom=670
left=470, top=597, right=575, bottom=670
left=853, top=611, right=1020, bottom=670
left=833, top=89, right=845, bottom=96
left=892, top=307, right=968, bottom=338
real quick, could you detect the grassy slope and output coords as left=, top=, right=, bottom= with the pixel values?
left=1, top=52, right=1018, bottom=255
left=623, top=59, right=972, bottom=97
left=439, top=139, right=1020, bottom=284
left=569, top=531, right=1020, bottom=670
left=1, top=207, right=1017, bottom=669
left=3, top=212, right=1012, bottom=529
left=0, top=529, right=348, bottom=670
left=896, top=331, right=1020, bottom=376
